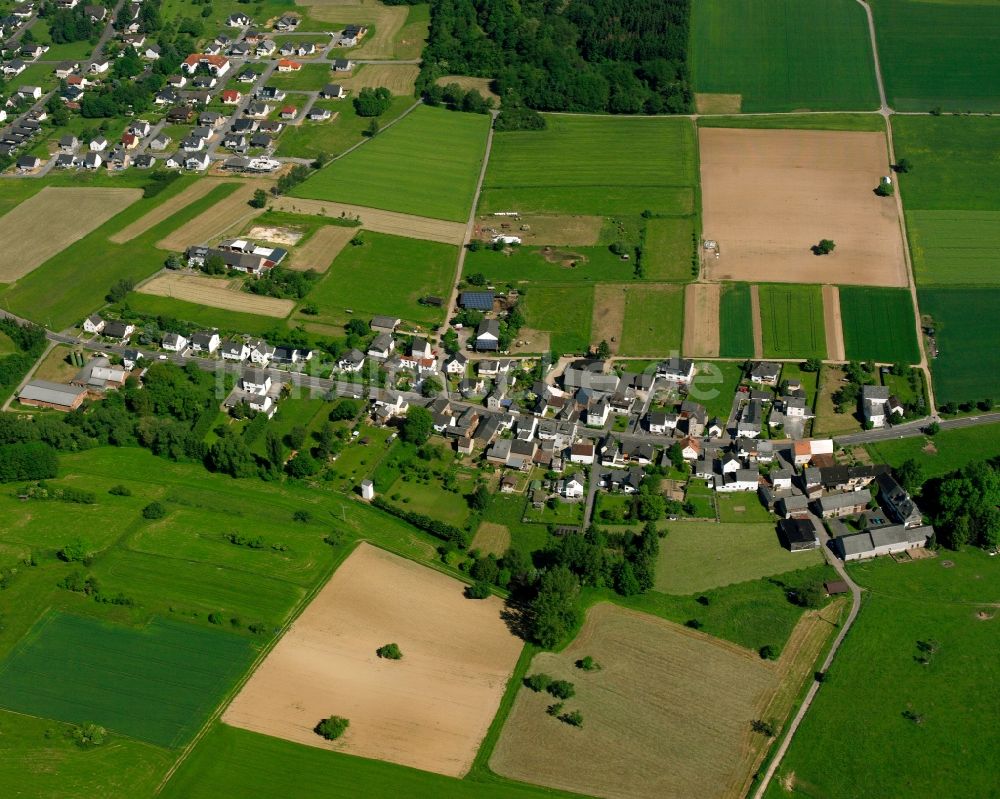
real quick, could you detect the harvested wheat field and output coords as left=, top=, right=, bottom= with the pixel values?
left=436, top=75, right=501, bottom=105
left=592, top=285, right=627, bottom=354
left=822, top=284, right=846, bottom=361
left=340, top=64, right=419, bottom=96
left=299, top=0, right=407, bottom=59
left=491, top=603, right=780, bottom=799
left=272, top=197, right=466, bottom=244
left=695, top=93, right=742, bottom=114
left=138, top=273, right=294, bottom=317
left=700, top=128, right=907, bottom=287
left=0, top=187, right=141, bottom=281
left=288, top=225, right=355, bottom=271
left=157, top=183, right=263, bottom=251
left=109, top=180, right=226, bottom=244
left=684, top=282, right=721, bottom=357
left=223, top=543, right=522, bottom=777
left=471, top=522, right=510, bottom=556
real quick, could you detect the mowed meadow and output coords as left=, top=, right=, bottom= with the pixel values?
left=691, top=0, right=879, bottom=112
left=479, top=115, right=697, bottom=217
left=292, top=106, right=491, bottom=222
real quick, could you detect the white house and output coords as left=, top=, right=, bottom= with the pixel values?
left=249, top=340, right=275, bottom=366
left=561, top=474, right=585, bottom=499
left=162, top=332, right=188, bottom=352
left=190, top=331, right=220, bottom=354
left=716, top=469, right=760, bottom=493
left=338, top=348, right=365, bottom=372
left=220, top=339, right=250, bottom=361
left=569, top=442, right=595, bottom=465
left=862, top=385, right=890, bottom=428
left=83, top=314, right=104, bottom=334
left=445, top=352, right=467, bottom=375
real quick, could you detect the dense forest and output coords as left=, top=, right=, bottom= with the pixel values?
left=416, top=0, right=692, bottom=114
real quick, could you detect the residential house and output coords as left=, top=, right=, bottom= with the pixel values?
left=190, top=330, right=220, bottom=354
left=306, top=106, right=331, bottom=121
left=248, top=340, right=275, bottom=366
left=645, top=411, right=677, bottom=435
left=875, top=472, right=924, bottom=527
left=657, top=356, right=694, bottom=384
left=226, top=372, right=278, bottom=417
left=220, top=339, right=250, bottom=361
left=444, top=352, right=467, bottom=375
left=83, top=314, right=104, bottom=334
left=569, top=442, right=595, bottom=465
left=72, top=357, right=128, bottom=391
left=367, top=332, right=394, bottom=360
left=255, top=39, right=276, bottom=57
left=274, top=14, right=300, bottom=31
left=221, top=89, right=242, bottom=104
left=737, top=398, right=764, bottom=439
left=338, top=25, right=368, bottom=46
left=776, top=494, right=810, bottom=519
left=338, top=348, right=365, bottom=372
left=162, top=332, right=187, bottom=352
left=561, top=473, right=585, bottom=499
left=277, top=58, right=301, bottom=72
left=320, top=83, right=345, bottom=99
left=778, top=519, right=819, bottom=551
left=279, top=105, right=297, bottom=120
left=475, top=319, right=500, bottom=352
left=717, top=469, right=761, bottom=492
left=861, top=384, right=890, bottom=428
left=82, top=151, right=102, bottom=169
left=332, top=58, right=353, bottom=71
left=185, top=152, right=210, bottom=170
left=149, top=134, right=171, bottom=151
left=227, top=12, right=251, bottom=26
left=55, top=153, right=77, bottom=169
left=813, top=489, right=872, bottom=519
left=181, top=54, right=231, bottom=77
left=749, top=361, right=782, bottom=385
left=15, top=154, right=39, bottom=172
left=679, top=436, right=701, bottom=461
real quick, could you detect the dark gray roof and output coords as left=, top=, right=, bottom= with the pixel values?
left=20, top=380, right=87, bottom=405
left=460, top=291, right=494, bottom=311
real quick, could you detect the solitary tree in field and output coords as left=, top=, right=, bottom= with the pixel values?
left=249, top=188, right=267, bottom=208
left=376, top=643, right=403, bottom=660
left=751, top=719, right=776, bottom=737
left=895, top=158, right=912, bottom=173
left=315, top=715, right=350, bottom=740
left=812, top=239, right=836, bottom=256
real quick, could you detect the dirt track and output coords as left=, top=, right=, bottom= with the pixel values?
left=0, top=187, right=141, bottom=280
left=822, top=285, right=846, bottom=361
left=288, top=225, right=355, bottom=271
left=272, top=197, right=466, bottom=244
left=138, top=273, right=294, bottom=317
left=223, top=543, right=522, bottom=777
left=750, top=285, right=764, bottom=359
left=109, top=180, right=226, bottom=244
left=700, top=129, right=908, bottom=287
left=592, top=285, right=626, bottom=354
left=684, top=283, right=720, bottom=357
left=157, top=183, right=263, bottom=251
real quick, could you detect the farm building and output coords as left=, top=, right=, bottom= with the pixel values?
left=813, top=489, right=872, bottom=519
left=778, top=518, right=819, bottom=552
left=475, top=319, right=500, bottom=351
left=17, top=380, right=87, bottom=411
left=460, top=290, right=494, bottom=311
left=833, top=524, right=934, bottom=561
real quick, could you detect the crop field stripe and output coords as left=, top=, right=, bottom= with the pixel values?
left=758, top=284, right=826, bottom=359
left=839, top=287, right=919, bottom=363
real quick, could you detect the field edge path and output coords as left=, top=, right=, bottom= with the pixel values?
left=749, top=285, right=764, bottom=359
left=822, top=285, right=846, bottom=361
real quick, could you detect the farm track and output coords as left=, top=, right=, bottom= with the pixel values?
left=822, top=285, right=846, bottom=361
left=749, top=285, right=764, bottom=358
left=271, top=197, right=466, bottom=245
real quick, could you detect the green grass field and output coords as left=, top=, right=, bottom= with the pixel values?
left=161, top=723, right=582, bottom=799
left=758, top=284, right=826, bottom=359
left=463, top=245, right=640, bottom=285
left=766, top=549, right=1000, bottom=798
left=891, top=116, right=1000, bottom=211
left=124, top=294, right=288, bottom=336
left=302, top=231, right=455, bottom=330
left=654, top=522, right=821, bottom=595
left=480, top=115, right=697, bottom=216
left=267, top=63, right=334, bottom=92
left=292, top=105, right=490, bottom=222
left=0, top=709, right=172, bottom=799
left=1, top=178, right=236, bottom=330
left=715, top=492, right=775, bottom=524
left=520, top=285, right=593, bottom=354
left=691, top=0, right=879, bottom=112
left=839, top=287, right=920, bottom=363
left=918, top=287, right=1000, bottom=404
left=867, top=422, right=1000, bottom=484
left=277, top=96, right=413, bottom=160
left=779, top=361, right=819, bottom=409
left=908, top=210, right=1000, bottom=287
left=719, top=282, right=755, bottom=358
left=619, top=285, right=685, bottom=356
left=698, top=114, right=885, bottom=132
left=871, top=0, right=1000, bottom=112
left=642, top=217, right=696, bottom=281
left=0, top=330, right=15, bottom=355
left=0, top=613, right=254, bottom=748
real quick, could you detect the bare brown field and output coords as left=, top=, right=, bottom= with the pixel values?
left=684, top=282, right=720, bottom=357
left=340, top=63, right=418, bottom=96
left=272, top=197, right=466, bottom=244
left=138, top=273, right=295, bottom=317
left=0, top=188, right=142, bottom=280
left=510, top=327, right=551, bottom=355
left=299, top=0, right=407, bottom=59
left=436, top=75, right=500, bottom=105
left=695, top=93, right=742, bottom=114
left=750, top=284, right=764, bottom=359
left=109, top=180, right=225, bottom=244
left=223, top=543, right=523, bottom=777
left=700, top=129, right=907, bottom=287
left=246, top=225, right=303, bottom=246
left=592, top=285, right=627, bottom=354
left=822, top=284, right=846, bottom=361
left=157, top=183, right=263, bottom=251
left=477, top=214, right=603, bottom=247
left=491, top=603, right=780, bottom=799
left=288, top=225, right=355, bottom=272
left=471, top=522, right=510, bottom=556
